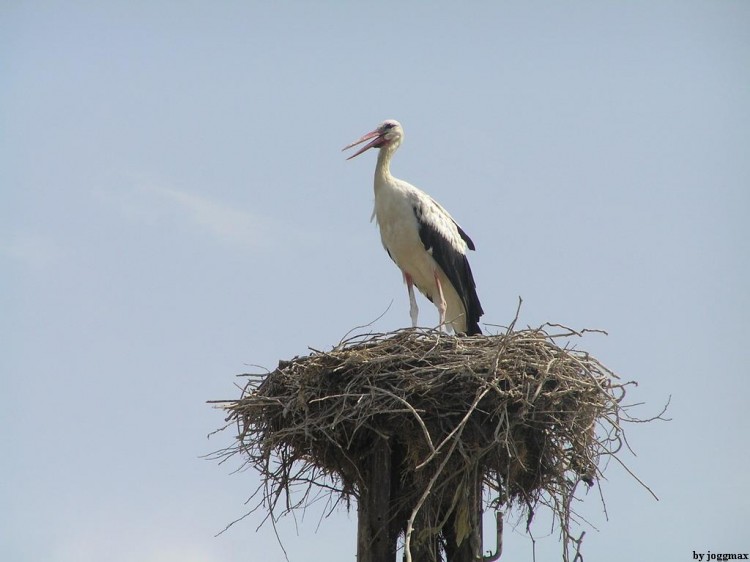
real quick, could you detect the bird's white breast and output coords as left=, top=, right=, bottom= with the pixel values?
left=373, top=179, right=425, bottom=265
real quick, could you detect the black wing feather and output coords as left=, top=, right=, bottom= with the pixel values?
left=415, top=202, right=484, bottom=335
left=455, top=224, right=476, bottom=251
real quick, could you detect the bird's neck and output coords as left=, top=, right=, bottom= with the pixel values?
left=374, top=143, right=398, bottom=188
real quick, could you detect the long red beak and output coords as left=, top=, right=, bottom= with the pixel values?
left=342, top=129, right=384, bottom=160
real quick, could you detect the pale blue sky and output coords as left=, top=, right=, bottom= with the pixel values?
left=2, top=2, right=748, bottom=561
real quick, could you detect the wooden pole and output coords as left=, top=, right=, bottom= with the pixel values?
left=357, top=436, right=396, bottom=562
left=444, top=469, right=483, bottom=562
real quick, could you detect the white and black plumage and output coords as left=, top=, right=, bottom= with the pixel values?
left=343, top=119, right=484, bottom=335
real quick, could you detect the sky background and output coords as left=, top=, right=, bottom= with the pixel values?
left=2, top=1, right=749, bottom=561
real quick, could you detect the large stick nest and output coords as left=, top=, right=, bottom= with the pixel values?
left=212, top=322, right=640, bottom=557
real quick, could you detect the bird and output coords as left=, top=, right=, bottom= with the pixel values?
left=343, top=119, right=484, bottom=335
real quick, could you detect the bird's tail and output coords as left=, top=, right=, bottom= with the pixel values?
left=465, top=317, right=482, bottom=336
left=462, top=262, right=484, bottom=336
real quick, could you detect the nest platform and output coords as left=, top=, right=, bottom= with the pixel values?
left=212, top=324, right=634, bottom=561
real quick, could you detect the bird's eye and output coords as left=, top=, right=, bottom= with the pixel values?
left=383, top=123, right=395, bottom=130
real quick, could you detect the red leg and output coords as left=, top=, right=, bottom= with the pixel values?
left=404, top=272, right=419, bottom=327
left=433, top=271, right=447, bottom=329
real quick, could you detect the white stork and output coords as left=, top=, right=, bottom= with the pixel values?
left=343, top=119, right=484, bottom=335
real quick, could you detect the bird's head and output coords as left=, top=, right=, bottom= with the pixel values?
left=342, top=119, right=403, bottom=160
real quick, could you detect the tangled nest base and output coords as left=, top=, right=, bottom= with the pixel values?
left=211, top=323, right=643, bottom=561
